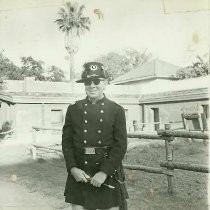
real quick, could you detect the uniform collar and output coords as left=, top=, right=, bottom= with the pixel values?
left=86, top=94, right=106, bottom=104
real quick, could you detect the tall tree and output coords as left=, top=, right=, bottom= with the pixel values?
left=96, top=48, right=152, bottom=80
left=176, top=55, right=209, bottom=79
left=0, top=51, right=21, bottom=80
left=46, top=65, right=66, bottom=82
left=55, top=1, right=91, bottom=81
left=20, top=56, right=46, bottom=81
left=0, top=52, right=66, bottom=82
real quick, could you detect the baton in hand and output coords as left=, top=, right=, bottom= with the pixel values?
left=86, top=177, right=115, bottom=189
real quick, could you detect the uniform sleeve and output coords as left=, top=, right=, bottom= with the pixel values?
left=100, top=105, right=127, bottom=176
left=62, top=105, right=77, bottom=171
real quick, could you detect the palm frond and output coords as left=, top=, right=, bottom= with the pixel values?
left=72, top=2, right=79, bottom=11
left=54, top=19, right=64, bottom=24
left=58, top=8, right=66, bottom=15
left=80, top=17, right=91, bottom=24
left=55, top=1, right=90, bottom=35
left=65, top=1, right=72, bottom=10
left=78, top=5, right=85, bottom=17
left=84, top=25, right=90, bottom=31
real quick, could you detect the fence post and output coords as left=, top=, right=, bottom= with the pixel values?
left=32, top=128, right=37, bottom=160
left=164, top=123, right=174, bottom=195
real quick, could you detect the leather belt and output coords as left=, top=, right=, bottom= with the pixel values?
left=75, top=146, right=110, bottom=155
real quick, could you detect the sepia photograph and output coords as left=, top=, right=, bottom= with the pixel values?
left=0, top=0, right=209, bottom=209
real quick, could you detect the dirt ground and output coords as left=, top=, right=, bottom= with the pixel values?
left=0, top=138, right=209, bottom=210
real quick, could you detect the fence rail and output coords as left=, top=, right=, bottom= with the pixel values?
left=31, top=124, right=209, bottom=195
left=160, top=161, right=210, bottom=173
left=128, top=132, right=163, bottom=140
left=0, top=129, right=14, bottom=135
left=157, top=129, right=209, bottom=139
left=32, top=126, right=62, bottom=131
left=123, top=164, right=164, bottom=174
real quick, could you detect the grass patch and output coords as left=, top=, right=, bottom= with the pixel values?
left=0, top=140, right=208, bottom=210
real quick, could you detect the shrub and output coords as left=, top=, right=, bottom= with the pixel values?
left=1, top=121, right=12, bottom=132
left=0, top=121, right=13, bottom=140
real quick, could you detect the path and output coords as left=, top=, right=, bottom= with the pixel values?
left=0, top=179, right=53, bottom=210
left=0, top=141, right=71, bottom=210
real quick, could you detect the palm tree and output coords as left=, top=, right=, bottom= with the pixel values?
left=55, top=1, right=91, bottom=81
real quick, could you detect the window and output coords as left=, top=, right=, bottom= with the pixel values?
left=51, top=109, right=63, bottom=125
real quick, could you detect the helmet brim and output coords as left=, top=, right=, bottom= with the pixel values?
left=75, top=76, right=106, bottom=83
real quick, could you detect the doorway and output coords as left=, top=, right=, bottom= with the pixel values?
left=151, top=108, right=160, bottom=131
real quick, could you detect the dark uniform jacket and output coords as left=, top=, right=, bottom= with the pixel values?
left=62, top=96, right=128, bottom=209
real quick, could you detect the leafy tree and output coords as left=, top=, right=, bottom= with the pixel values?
left=176, top=56, right=209, bottom=79
left=20, top=56, right=46, bottom=81
left=46, top=65, right=66, bottom=82
left=96, top=48, right=152, bottom=80
left=55, top=1, right=91, bottom=81
left=0, top=52, right=66, bottom=82
left=0, top=51, right=21, bottom=80
left=0, top=77, right=4, bottom=90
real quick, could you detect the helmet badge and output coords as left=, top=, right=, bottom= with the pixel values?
left=89, top=65, right=98, bottom=71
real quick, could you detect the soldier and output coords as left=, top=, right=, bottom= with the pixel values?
left=62, top=62, right=128, bottom=210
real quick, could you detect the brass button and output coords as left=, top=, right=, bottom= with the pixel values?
left=84, top=120, right=88, bottom=123
left=84, top=140, right=87, bottom=144
left=98, top=130, right=101, bottom=133
left=85, top=161, right=88, bottom=164
left=84, top=111, right=87, bottom=114
left=98, top=141, right=101, bottom=144
left=100, top=110, right=104, bottom=113
left=96, top=162, right=99, bottom=165
left=84, top=130, right=87, bottom=133
left=99, top=119, right=103, bottom=122
left=101, top=103, right=104, bottom=106
left=85, top=104, right=87, bottom=106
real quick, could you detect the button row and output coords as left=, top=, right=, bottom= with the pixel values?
left=84, top=103, right=104, bottom=106
left=83, top=119, right=103, bottom=123
left=83, top=140, right=101, bottom=144
left=84, top=129, right=102, bottom=133
left=84, top=110, right=104, bottom=115
left=84, top=161, right=100, bottom=165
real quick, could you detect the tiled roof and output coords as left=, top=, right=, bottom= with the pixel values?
left=140, top=87, right=209, bottom=104
left=111, top=59, right=180, bottom=84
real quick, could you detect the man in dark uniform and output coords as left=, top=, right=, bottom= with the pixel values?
left=62, top=62, right=128, bottom=210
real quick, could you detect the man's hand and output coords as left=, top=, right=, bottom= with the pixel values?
left=70, top=167, right=90, bottom=183
left=90, top=171, right=107, bottom=187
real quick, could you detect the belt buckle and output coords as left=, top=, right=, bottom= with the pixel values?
left=85, top=147, right=96, bottom=154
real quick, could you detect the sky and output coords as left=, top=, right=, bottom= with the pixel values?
left=0, top=0, right=209, bottom=78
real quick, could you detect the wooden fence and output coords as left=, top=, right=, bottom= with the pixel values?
left=0, top=129, right=15, bottom=140
left=126, top=124, right=209, bottom=194
left=31, top=124, right=209, bottom=194
left=31, top=126, right=62, bottom=159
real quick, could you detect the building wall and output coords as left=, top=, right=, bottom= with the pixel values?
left=4, top=78, right=140, bottom=95
left=0, top=102, right=12, bottom=128
left=14, top=103, right=71, bottom=142
left=1, top=88, right=208, bottom=142
left=1, top=100, right=140, bottom=143
left=143, top=99, right=209, bottom=131
left=121, top=104, right=142, bottom=132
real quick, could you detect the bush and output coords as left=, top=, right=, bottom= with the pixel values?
left=1, top=121, right=12, bottom=132
left=0, top=121, right=13, bottom=140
